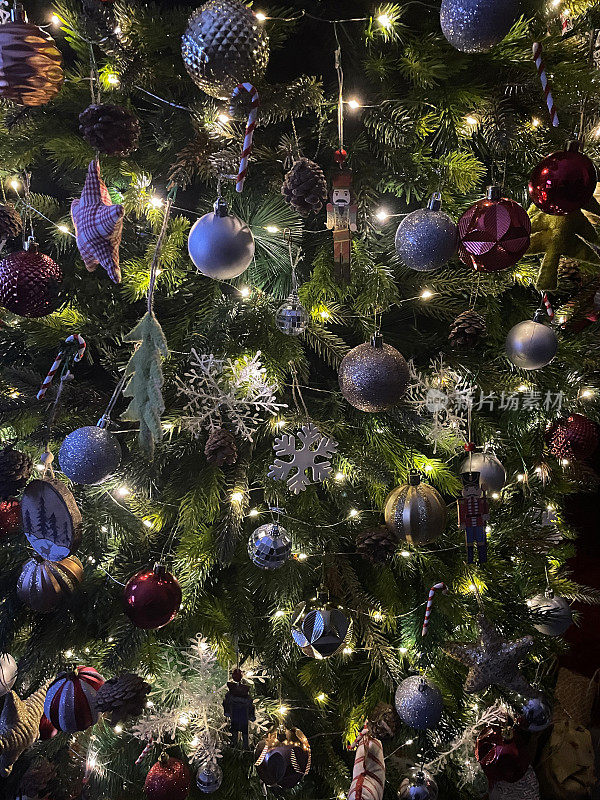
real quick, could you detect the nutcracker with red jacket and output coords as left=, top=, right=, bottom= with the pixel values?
left=326, top=167, right=357, bottom=283
left=458, top=470, right=489, bottom=564
left=347, top=723, right=385, bottom=800
left=222, top=667, right=255, bottom=749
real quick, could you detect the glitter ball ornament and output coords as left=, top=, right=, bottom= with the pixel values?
left=0, top=498, right=21, bottom=538
left=196, top=764, right=222, bottom=793
left=144, top=755, right=191, bottom=800
left=182, top=0, right=269, bottom=99
left=398, top=767, right=439, bottom=800
left=338, top=333, right=410, bottom=412
left=440, top=0, right=521, bottom=52
left=291, top=597, right=353, bottom=658
left=276, top=291, right=309, bottom=336
left=520, top=697, right=552, bottom=732
left=384, top=471, right=447, bottom=546
left=460, top=452, right=506, bottom=493
left=254, top=726, right=311, bottom=789
left=248, top=522, right=292, bottom=569
left=188, top=197, right=255, bottom=280
left=44, top=666, right=104, bottom=733
left=58, top=423, right=122, bottom=485
left=123, top=564, right=182, bottom=630
left=395, top=193, right=458, bottom=272
left=0, top=240, right=62, bottom=318
left=281, top=157, right=328, bottom=216
left=546, top=413, right=599, bottom=461
left=528, top=141, right=597, bottom=216
left=458, top=187, right=531, bottom=272
left=17, top=555, right=83, bottom=613
left=505, top=313, right=558, bottom=370
left=0, top=654, right=17, bottom=697
left=394, top=676, right=443, bottom=731
left=528, top=591, right=573, bottom=637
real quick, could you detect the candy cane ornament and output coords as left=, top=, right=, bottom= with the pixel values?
left=134, top=738, right=154, bottom=765
left=532, top=42, right=559, bottom=127
left=37, top=334, right=86, bottom=400
left=422, top=582, right=448, bottom=637
left=542, top=293, right=555, bottom=321
left=229, top=83, right=259, bottom=192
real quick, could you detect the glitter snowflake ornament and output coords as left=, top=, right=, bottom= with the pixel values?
left=268, top=423, right=338, bottom=494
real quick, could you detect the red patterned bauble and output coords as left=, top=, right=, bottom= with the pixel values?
left=545, top=413, right=599, bottom=462
left=0, top=241, right=62, bottom=318
left=458, top=187, right=531, bottom=272
left=123, top=563, right=182, bottom=630
left=475, top=724, right=530, bottom=787
left=44, top=665, right=105, bottom=733
left=528, top=141, right=597, bottom=216
left=39, top=713, right=58, bottom=740
left=144, top=755, right=191, bottom=800
left=0, top=497, right=21, bottom=537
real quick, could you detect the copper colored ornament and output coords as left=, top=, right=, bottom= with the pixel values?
left=0, top=5, right=63, bottom=107
left=458, top=186, right=531, bottom=272
left=528, top=141, right=597, bottom=216
left=17, top=554, right=83, bottom=612
left=0, top=240, right=62, bottom=318
left=0, top=681, right=51, bottom=776
left=0, top=498, right=21, bottom=538
left=254, top=725, right=311, bottom=789
left=123, top=563, right=182, bottom=630
left=545, top=413, right=599, bottom=461
left=384, top=471, right=447, bottom=546
left=144, top=755, right=191, bottom=800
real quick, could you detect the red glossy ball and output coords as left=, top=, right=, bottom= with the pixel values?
left=458, top=196, right=531, bottom=272
left=476, top=725, right=530, bottom=787
left=144, top=757, right=191, bottom=800
left=123, top=565, right=182, bottom=630
left=0, top=497, right=21, bottom=538
left=528, top=149, right=597, bottom=216
left=39, top=713, right=58, bottom=740
left=0, top=248, right=62, bottom=317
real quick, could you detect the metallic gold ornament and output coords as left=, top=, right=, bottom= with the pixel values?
left=384, top=471, right=447, bottom=546
left=17, top=554, right=83, bottom=612
left=339, top=333, right=410, bottom=412
left=0, top=681, right=51, bottom=775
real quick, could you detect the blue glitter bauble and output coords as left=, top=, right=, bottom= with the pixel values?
left=440, top=0, right=521, bottom=53
left=395, top=676, right=443, bottom=730
left=395, top=208, right=457, bottom=272
left=58, top=426, right=121, bottom=485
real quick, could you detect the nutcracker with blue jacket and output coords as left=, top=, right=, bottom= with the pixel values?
left=458, top=470, right=489, bottom=564
left=326, top=165, right=357, bottom=283
left=223, top=667, right=255, bottom=749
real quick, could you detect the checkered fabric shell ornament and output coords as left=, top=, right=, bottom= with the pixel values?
left=71, top=160, right=124, bottom=283
left=248, top=522, right=292, bottom=569
left=458, top=187, right=531, bottom=272
left=44, top=665, right=105, bottom=732
left=291, top=602, right=353, bottom=658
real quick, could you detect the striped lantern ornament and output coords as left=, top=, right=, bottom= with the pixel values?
left=44, top=666, right=105, bottom=732
left=17, top=555, right=83, bottom=612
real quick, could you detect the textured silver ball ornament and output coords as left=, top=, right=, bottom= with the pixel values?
left=505, top=315, right=558, bottom=370
left=440, top=0, right=521, bottom=53
left=58, top=424, right=121, bottom=485
left=338, top=333, right=410, bottom=412
left=188, top=198, right=255, bottom=280
left=394, top=676, right=443, bottom=731
left=527, top=590, right=573, bottom=637
left=196, top=764, right=223, bottom=793
left=276, top=291, right=309, bottom=336
left=395, top=193, right=458, bottom=272
left=398, top=767, right=439, bottom=800
left=248, top=522, right=292, bottom=570
left=460, top=452, right=506, bottom=493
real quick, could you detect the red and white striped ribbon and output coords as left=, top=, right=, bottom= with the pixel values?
left=532, top=42, right=559, bottom=127
left=134, top=738, right=154, bottom=765
left=542, top=292, right=555, bottom=321
left=37, top=334, right=86, bottom=400
left=422, top=582, right=448, bottom=637
left=230, top=83, right=259, bottom=192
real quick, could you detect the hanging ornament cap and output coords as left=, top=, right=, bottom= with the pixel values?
left=334, top=148, right=347, bottom=164
left=10, top=4, right=26, bottom=22
left=533, top=307, right=548, bottom=323
left=153, top=563, right=167, bottom=577
left=371, top=332, right=384, bottom=349
left=213, top=197, right=229, bottom=218
left=408, top=470, right=421, bottom=486
left=566, top=139, right=582, bottom=152
left=24, top=236, right=38, bottom=253
left=428, top=192, right=442, bottom=211
left=486, top=185, right=501, bottom=201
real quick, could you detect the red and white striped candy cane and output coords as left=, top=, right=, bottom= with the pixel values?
left=532, top=42, right=559, bottom=127
left=229, top=83, right=259, bottom=192
left=135, top=738, right=154, bottom=765
left=542, top=292, right=555, bottom=321
left=37, top=334, right=86, bottom=400
left=422, top=582, right=448, bottom=637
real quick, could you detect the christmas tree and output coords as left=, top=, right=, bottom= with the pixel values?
left=1, top=0, right=600, bottom=798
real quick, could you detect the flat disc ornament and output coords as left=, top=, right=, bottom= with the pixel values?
left=58, top=422, right=122, bottom=485
left=505, top=309, right=558, bottom=370
left=338, top=333, right=410, bottom=412
left=21, top=479, right=82, bottom=561
left=528, top=140, right=597, bottom=216
left=395, top=192, right=458, bottom=272
left=188, top=197, right=255, bottom=280
left=291, top=595, right=353, bottom=658
left=440, top=0, right=521, bottom=52
left=254, top=725, right=311, bottom=789
left=384, top=471, right=447, bottom=546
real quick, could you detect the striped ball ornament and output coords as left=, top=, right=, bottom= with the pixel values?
left=44, top=666, right=105, bottom=732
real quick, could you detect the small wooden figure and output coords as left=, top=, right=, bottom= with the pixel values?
left=458, top=471, right=489, bottom=564
left=326, top=170, right=357, bottom=283
left=222, top=668, right=255, bottom=749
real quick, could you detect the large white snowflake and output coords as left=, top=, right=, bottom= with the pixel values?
left=175, top=350, right=287, bottom=441
left=268, top=422, right=338, bottom=494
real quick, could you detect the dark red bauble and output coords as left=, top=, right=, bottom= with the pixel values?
left=545, top=413, right=599, bottom=462
left=123, top=564, right=182, bottom=630
left=144, top=756, right=191, bottom=800
left=0, top=497, right=21, bottom=537
left=458, top=187, right=531, bottom=272
left=528, top=144, right=597, bottom=216
left=475, top=725, right=530, bottom=787
left=0, top=245, right=62, bottom=318
left=39, top=713, right=58, bottom=740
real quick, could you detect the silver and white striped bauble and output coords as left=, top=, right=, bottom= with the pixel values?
left=248, top=522, right=292, bottom=569
left=196, top=764, right=223, bottom=793
left=276, top=291, right=309, bottom=336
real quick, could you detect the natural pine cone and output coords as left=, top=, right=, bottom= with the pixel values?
left=0, top=443, right=33, bottom=499
left=204, top=427, right=238, bottom=466
left=95, top=672, right=150, bottom=724
left=281, top=158, right=328, bottom=216
left=18, top=757, right=57, bottom=797
left=80, top=0, right=117, bottom=41
left=0, top=204, right=23, bottom=240
left=448, top=310, right=487, bottom=349
left=367, top=702, right=398, bottom=739
left=558, top=258, right=582, bottom=288
left=79, top=104, right=141, bottom=157
left=356, top=525, right=397, bottom=563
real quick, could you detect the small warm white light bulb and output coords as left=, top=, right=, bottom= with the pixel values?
left=375, top=208, right=389, bottom=221
left=342, top=646, right=353, bottom=654
left=532, top=117, right=541, bottom=127
left=277, top=704, right=288, bottom=714
left=106, top=73, right=120, bottom=86
left=217, top=113, right=230, bottom=124
left=114, top=724, right=123, bottom=734
left=561, top=458, right=569, bottom=466
left=191, top=736, right=200, bottom=747
left=143, top=519, right=153, bottom=528
left=117, top=486, right=130, bottom=497
left=87, top=755, right=98, bottom=770
left=240, top=286, right=251, bottom=298
left=274, top=609, right=285, bottom=618
left=64, top=649, right=74, bottom=658
left=319, top=308, right=331, bottom=319
left=405, top=738, right=414, bottom=745
left=517, top=474, right=525, bottom=482
left=178, top=713, right=190, bottom=726
left=469, top=583, right=477, bottom=592
left=334, top=471, right=344, bottom=481
left=551, top=0, right=561, bottom=7
left=485, top=525, right=491, bottom=534
left=491, top=492, right=500, bottom=500
left=57, top=224, right=70, bottom=233
left=517, top=384, right=528, bottom=392
left=265, top=225, right=279, bottom=233
left=316, top=692, right=326, bottom=702
left=149, top=196, right=164, bottom=209
left=420, top=289, right=433, bottom=300
left=231, top=491, right=244, bottom=503
left=10, top=179, right=20, bottom=192
left=401, top=550, right=410, bottom=558
left=348, top=508, right=359, bottom=518
left=51, top=14, right=61, bottom=26
left=249, top=508, right=259, bottom=517
left=581, top=389, right=593, bottom=398
left=465, top=115, right=478, bottom=125
left=347, top=98, right=361, bottom=110
left=255, top=11, right=267, bottom=21
left=297, top=552, right=307, bottom=560
left=377, top=13, right=392, bottom=28
left=399, top=647, right=408, bottom=654
left=101, top=525, right=108, bottom=533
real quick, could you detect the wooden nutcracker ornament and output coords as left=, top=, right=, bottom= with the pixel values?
left=458, top=470, right=489, bottom=564
left=326, top=167, right=357, bottom=283
left=222, top=667, right=255, bottom=749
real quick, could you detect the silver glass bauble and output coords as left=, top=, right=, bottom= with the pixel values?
left=196, top=764, right=223, bottom=793
left=440, top=0, right=521, bottom=53
left=398, top=767, right=439, bottom=800
left=338, top=333, right=410, bottom=412
left=276, top=291, right=309, bottom=336
left=182, top=0, right=269, bottom=99
left=58, top=424, right=121, bottom=485
left=248, top=522, right=292, bottom=570
left=521, top=696, right=552, bottom=732
left=188, top=198, right=255, bottom=280
left=394, top=676, right=443, bottom=731
left=505, top=316, right=558, bottom=370
left=291, top=598, right=353, bottom=658
left=528, top=590, right=573, bottom=637
left=460, top=451, right=506, bottom=493
left=395, top=194, right=457, bottom=272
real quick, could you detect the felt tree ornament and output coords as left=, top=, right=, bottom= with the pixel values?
left=0, top=681, right=51, bottom=775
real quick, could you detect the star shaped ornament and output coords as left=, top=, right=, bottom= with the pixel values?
left=444, top=614, right=533, bottom=695
left=71, top=160, right=124, bottom=283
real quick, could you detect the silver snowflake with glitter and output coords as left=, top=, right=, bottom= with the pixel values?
left=175, top=350, right=287, bottom=442
left=268, top=422, right=338, bottom=494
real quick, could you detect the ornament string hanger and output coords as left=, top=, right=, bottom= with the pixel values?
left=290, top=364, right=310, bottom=422
left=147, top=188, right=176, bottom=314
left=284, top=228, right=302, bottom=292
left=88, top=40, right=101, bottom=106
left=334, top=23, right=345, bottom=162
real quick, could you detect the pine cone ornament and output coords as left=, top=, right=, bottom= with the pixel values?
left=356, top=525, right=398, bottom=563
left=95, top=672, right=150, bottom=724
left=558, top=258, right=582, bottom=288
left=448, top=310, right=487, bottom=349
left=80, top=0, right=116, bottom=35
left=204, top=427, right=238, bottom=466
left=281, top=158, right=328, bottom=216
left=0, top=204, right=23, bottom=240
left=18, top=757, right=56, bottom=798
left=79, top=104, right=141, bottom=157
left=0, top=444, right=32, bottom=499
left=367, top=702, right=398, bottom=739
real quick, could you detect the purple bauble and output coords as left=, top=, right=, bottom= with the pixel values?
left=123, top=564, right=182, bottom=630
left=0, top=244, right=62, bottom=317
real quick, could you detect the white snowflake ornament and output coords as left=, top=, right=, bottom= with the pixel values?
left=268, top=423, right=338, bottom=494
